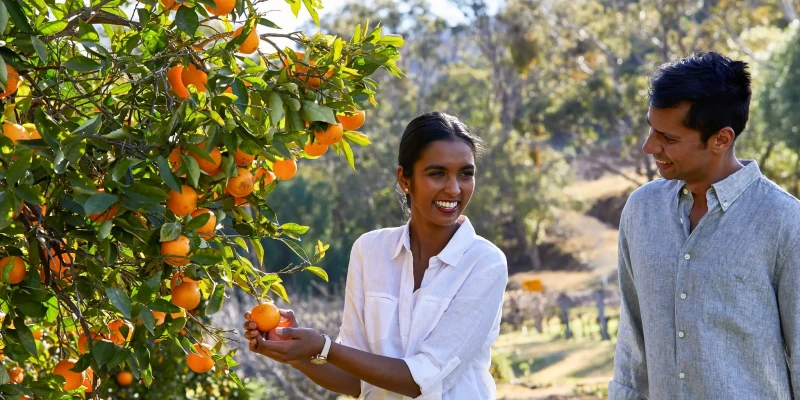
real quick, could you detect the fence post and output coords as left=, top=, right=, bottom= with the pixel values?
left=596, top=289, right=610, bottom=340
left=558, top=293, right=572, bottom=339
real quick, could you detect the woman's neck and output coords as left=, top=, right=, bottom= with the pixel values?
left=408, top=215, right=460, bottom=260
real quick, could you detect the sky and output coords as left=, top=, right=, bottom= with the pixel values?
left=254, top=0, right=503, bottom=49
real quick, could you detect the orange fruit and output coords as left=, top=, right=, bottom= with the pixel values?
left=53, top=359, right=85, bottom=391
left=160, top=0, right=181, bottom=9
left=233, top=25, right=259, bottom=54
left=224, top=186, right=249, bottom=206
left=277, top=318, right=292, bottom=328
left=48, top=250, right=74, bottom=277
left=32, top=329, right=43, bottom=340
left=117, top=371, right=134, bottom=386
left=190, top=144, right=222, bottom=174
left=314, top=123, right=343, bottom=145
left=166, top=185, right=198, bottom=216
left=3, top=122, right=30, bottom=144
left=168, top=147, right=186, bottom=177
left=304, top=141, right=328, bottom=157
left=187, top=343, right=214, bottom=373
left=152, top=310, right=186, bottom=326
left=172, top=281, right=201, bottom=310
left=190, top=208, right=216, bottom=240
left=338, top=109, right=366, bottom=131
left=108, top=319, right=133, bottom=345
left=83, top=367, right=94, bottom=392
left=254, top=168, right=275, bottom=185
left=170, top=271, right=198, bottom=288
left=181, top=64, right=207, bottom=93
left=249, top=303, right=281, bottom=332
left=273, top=158, right=297, bottom=180
left=0, top=256, right=26, bottom=284
left=78, top=331, right=108, bottom=354
left=234, top=148, right=256, bottom=166
left=167, top=65, right=189, bottom=100
left=161, top=235, right=191, bottom=266
left=88, top=189, right=119, bottom=222
left=0, top=65, right=19, bottom=100
left=7, top=366, right=23, bottom=384
left=205, top=0, right=234, bottom=16
left=225, top=168, right=254, bottom=197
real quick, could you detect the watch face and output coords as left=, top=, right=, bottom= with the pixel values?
left=310, top=357, right=327, bottom=365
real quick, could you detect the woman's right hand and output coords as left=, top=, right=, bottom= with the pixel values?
left=243, top=309, right=298, bottom=343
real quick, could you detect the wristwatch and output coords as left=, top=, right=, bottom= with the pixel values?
left=311, top=334, right=331, bottom=365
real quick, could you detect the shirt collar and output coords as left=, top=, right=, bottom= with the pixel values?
left=391, top=215, right=477, bottom=267
left=675, top=160, right=761, bottom=212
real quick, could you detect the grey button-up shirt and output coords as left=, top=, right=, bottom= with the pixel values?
left=609, top=160, right=800, bottom=399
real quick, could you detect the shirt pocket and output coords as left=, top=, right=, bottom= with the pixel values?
left=363, top=292, right=398, bottom=343
left=411, top=296, right=451, bottom=341
left=702, top=267, right=775, bottom=333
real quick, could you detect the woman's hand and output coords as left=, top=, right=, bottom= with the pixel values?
left=248, top=327, right=327, bottom=366
left=243, top=309, right=297, bottom=342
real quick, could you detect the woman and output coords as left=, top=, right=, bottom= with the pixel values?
left=243, top=112, right=508, bottom=399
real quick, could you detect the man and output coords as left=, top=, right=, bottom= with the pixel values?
left=609, top=51, right=800, bottom=399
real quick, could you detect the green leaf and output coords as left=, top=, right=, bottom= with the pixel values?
left=184, top=155, right=201, bottom=188
left=156, top=156, right=182, bottom=193
left=108, top=347, right=131, bottom=369
left=333, top=37, right=343, bottom=61
left=278, top=238, right=308, bottom=261
left=251, top=238, right=264, bottom=266
left=206, top=284, right=224, bottom=315
left=84, top=192, right=118, bottom=216
left=13, top=317, right=38, bottom=357
left=73, top=116, right=101, bottom=138
left=138, top=308, right=156, bottom=335
left=13, top=185, right=43, bottom=204
left=184, top=212, right=210, bottom=231
left=341, top=138, right=355, bottom=170
left=300, top=100, right=336, bottom=124
left=38, top=20, right=68, bottom=35
left=98, top=219, right=113, bottom=239
left=3, top=0, right=32, bottom=32
left=150, top=298, right=182, bottom=313
left=269, top=92, right=284, bottom=127
left=126, top=184, right=168, bottom=203
left=175, top=6, right=199, bottom=37
left=378, top=34, right=405, bottom=47
left=106, top=287, right=132, bottom=319
left=258, top=18, right=280, bottom=29
left=64, top=55, right=102, bottom=72
left=191, top=248, right=222, bottom=265
left=302, top=0, right=319, bottom=26
left=289, top=0, right=300, bottom=16
left=0, top=56, right=5, bottom=89
left=31, top=36, right=48, bottom=64
left=280, top=223, right=309, bottom=235
left=6, top=149, right=31, bottom=184
left=344, top=131, right=371, bottom=146
left=305, top=266, right=328, bottom=282
left=0, top=1, right=8, bottom=34
left=92, top=340, right=116, bottom=367
left=0, top=366, right=8, bottom=385
left=270, top=282, right=290, bottom=303
left=110, top=82, right=132, bottom=96
left=160, top=221, right=182, bottom=242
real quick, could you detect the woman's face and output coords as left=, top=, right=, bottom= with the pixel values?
left=398, top=139, right=476, bottom=228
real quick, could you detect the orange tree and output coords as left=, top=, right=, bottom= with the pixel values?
left=0, top=0, right=403, bottom=397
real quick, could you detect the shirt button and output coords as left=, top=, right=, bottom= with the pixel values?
left=680, top=218, right=684, bottom=225
left=680, top=293, right=687, bottom=300
left=679, top=372, right=685, bottom=379
left=684, top=254, right=691, bottom=260
left=678, top=331, right=685, bottom=338
left=723, top=201, right=728, bottom=208
left=682, top=189, right=689, bottom=195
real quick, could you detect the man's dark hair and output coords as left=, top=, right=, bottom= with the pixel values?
left=649, top=51, right=752, bottom=143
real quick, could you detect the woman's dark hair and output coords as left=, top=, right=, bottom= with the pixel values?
left=649, top=51, right=751, bottom=144
left=397, top=112, right=483, bottom=208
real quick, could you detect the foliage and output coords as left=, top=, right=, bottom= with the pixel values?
left=0, top=0, right=403, bottom=397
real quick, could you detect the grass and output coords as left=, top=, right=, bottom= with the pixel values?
left=494, top=314, right=618, bottom=399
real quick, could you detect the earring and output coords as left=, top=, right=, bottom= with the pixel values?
left=404, top=188, right=409, bottom=193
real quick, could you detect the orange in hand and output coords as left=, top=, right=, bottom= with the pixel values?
left=249, top=303, right=281, bottom=332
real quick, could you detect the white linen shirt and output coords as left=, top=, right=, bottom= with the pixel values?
left=336, top=215, right=508, bottom=400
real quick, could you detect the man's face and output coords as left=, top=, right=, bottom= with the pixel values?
left=642, top=102, right=714, bottom=183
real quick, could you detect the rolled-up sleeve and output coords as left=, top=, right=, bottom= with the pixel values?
left=777, top=234, right=800, bottom=398
left=337, top=237, right=369, bottom=352
left=402, top=256, right=507, bottom=399
left=609, top=209, right=648, bottom=400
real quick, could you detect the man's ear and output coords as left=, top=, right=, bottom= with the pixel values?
left=710, top=127, right=736, bottom=154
